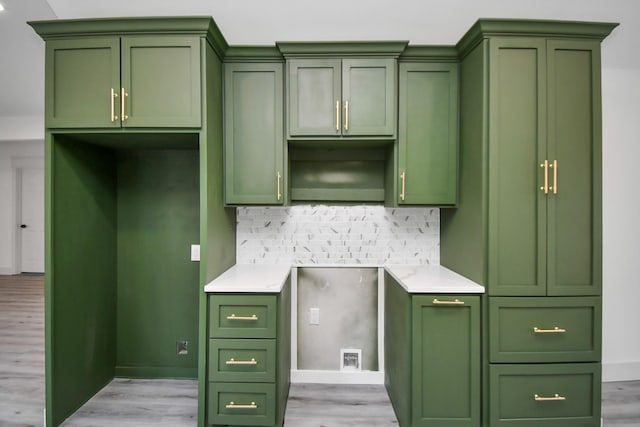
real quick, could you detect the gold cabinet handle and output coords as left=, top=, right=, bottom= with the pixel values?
left=432, top=298, right=465, bottom=305
left=534, top=394, right=566, bottom=402
left=110, top=88, right=118, bottom=122
left=226, top=358, right=257, bottom=366
left=121, top=87, right=128, bottom=121
left=400, top=172, right=406, bottom=202
left=540, top=160, right=549, bottom=194
left=277, top=171, right=282, bottom=201
left=551, top=160, right=558, bottom=194
left=226, top=401, right=258, bottom=409
left=226, top=314, right=258, bottom=321
left=533, top=326, right=566, bottom=334
left=335, top=100, right=340, bottom=132
left=344, top=100, right=349, bottom=131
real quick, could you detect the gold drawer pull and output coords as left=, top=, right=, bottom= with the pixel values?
left=432, top=298, right=465, bottom=306
left=226, top=358, right=257, bottom=366
left=226, top=314, right=258, bottom=321
left=226, top=401, right=257, bottom=409
left=534, top=393, right=566, bottom=402
left=533, top=326, right=566, bottom=334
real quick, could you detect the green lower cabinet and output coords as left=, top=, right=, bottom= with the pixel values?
left=489, top=363, right=601, bottom=426
left=412, top=295, right=481, bottom=427
left=209, top=339, right=276, bottom=383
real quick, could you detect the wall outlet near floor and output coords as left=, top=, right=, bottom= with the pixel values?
left=190, top=244, right=200, bottom=262
left=309, top=307, right=320, bottom=325
left=176, top=340, right=188, bottom=355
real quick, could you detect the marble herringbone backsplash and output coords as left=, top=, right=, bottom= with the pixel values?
left=236, top=206, right=439, bottom=265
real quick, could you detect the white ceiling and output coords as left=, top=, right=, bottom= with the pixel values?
left=1, top=0, right=638, bottom=119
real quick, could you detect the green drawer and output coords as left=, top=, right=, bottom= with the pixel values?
left=489, top=297, right=601, bottom=363
left=209, top=339, right=276, bottom=383
left=489, top=363, right=601, bottom=427
left=208, top=382, right=275, bottom=426
left=210, top=294, right=277, bottom=339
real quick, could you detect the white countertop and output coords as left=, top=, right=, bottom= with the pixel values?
left=204, top=264, right=291, bottom=293
left=204, top=263, right=484, bottom=294
left=384, top=265, right=485, bottom=294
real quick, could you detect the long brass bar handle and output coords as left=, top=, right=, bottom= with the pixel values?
left=400, top=172, right=406, bottom=201
left=277, top=171, right=282, bottom=201
left=540, top=160, right=549, bottom=194
left=226, top=401, right=258, bottom=409
left=533, top=326, right=566, bottom=334
left=110, top=88, right=118, bottom=122
left=336, top=100, right=340, bottom=132
left=121, top=88, right=128, bottom=121
left=432, top=298, right=465, bottom=305
left=226, top=358, right=257, bottom=366
left=551, top=160, right=558, bottom=194
left=534, top=394, right=566, bottom=402
left=344, top=100, right=349, bottom=131
left=226, top=314, right=258, bottom=321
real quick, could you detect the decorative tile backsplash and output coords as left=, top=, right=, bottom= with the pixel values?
left=236, top=205, right=439, bottom=265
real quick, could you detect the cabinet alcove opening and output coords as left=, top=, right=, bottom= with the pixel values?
left=50, top=132, right=201, bottom=390
left=288, top=141, right=394, bottom=204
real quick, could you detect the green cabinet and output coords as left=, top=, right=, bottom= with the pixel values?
left=440, top=20, right=616, bottom=427
left=287, top=58, right=396, bottom=137
left=486, top=38, right=602, bottom=297
left=385, top=273, right=480, bottom=427
left=224, top=62, right=284, bottom=205
left=45, top=35, right=201, bottom=128
left=207, top=283, right=290, bottom=426
left=397, top=62, right=458, bottom=206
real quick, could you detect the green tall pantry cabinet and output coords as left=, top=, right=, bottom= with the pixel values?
left=441, top=20, right=617, bottom=426
left=29, top=17, right=237, bottom=427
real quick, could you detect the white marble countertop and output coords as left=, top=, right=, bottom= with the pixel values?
left=204, top=263, right=484, bottom=294
left=384, top=264, right=485, bottom=294
left=204, top=264, right=291, bottom=293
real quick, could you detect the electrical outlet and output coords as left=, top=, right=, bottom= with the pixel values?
left=309, top=307, right=320, bottom=325
left=176, top=340, right=188, bottom=355
left=190, top=244, right=200, bottom=262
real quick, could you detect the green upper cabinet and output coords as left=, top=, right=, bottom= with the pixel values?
left=397, top=62, right=458, bottom=206
left=224, top=62, right=284, bottom=205
left=45, top=35, right=201, bottom=129
left=487, top=38, right=602, bottom=297
left=287, top=58, right=396, bottom=138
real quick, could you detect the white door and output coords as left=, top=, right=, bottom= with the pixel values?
left=19, top=168, right=44, bottom=273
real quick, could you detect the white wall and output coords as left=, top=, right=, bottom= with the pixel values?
left=0, top=139, right=44, bottom=275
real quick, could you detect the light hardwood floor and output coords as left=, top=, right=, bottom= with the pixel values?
left=1, top=274, right=639, bottom=426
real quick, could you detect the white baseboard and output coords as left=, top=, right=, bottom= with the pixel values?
left=291, top=369, right=384, bottom=385
left=0, top=267, right=17, bottom=275
left=602, top=361, right=640, bottom=382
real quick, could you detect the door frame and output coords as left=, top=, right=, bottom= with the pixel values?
left=11, top=156, right=44, bottom=274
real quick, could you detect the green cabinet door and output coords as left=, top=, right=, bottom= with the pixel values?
left=342, top=58, right=396, bottom=136
left=45, top=35, right=201, bottom=129
left=487, top=38, right=602, bottom=297
left=288, top=59, right=341, bottom=136
left=121, top=36, right=201, bottom=128
left=45, top=37, right=121, bottom=128
left=287, top=58, right=395, bottom=137
left=224, top=63, right=284, bottom=205
left=546, top=40, right=602, bottom=296
left=398, top=62, right=458, bottom=205
left=487, top=38, right=547, bottom=296
left=412, top=295, right=480, bottom=427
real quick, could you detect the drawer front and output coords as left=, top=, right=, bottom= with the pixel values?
left=489, top=297, right=601, bottom=363
left=210, top=294, right=277, bottom=339
left=208, top=382, right=275, bottom=426
left=489, top=363, right=601, bottom=426
left=209, top=339, right=276, bottom=383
